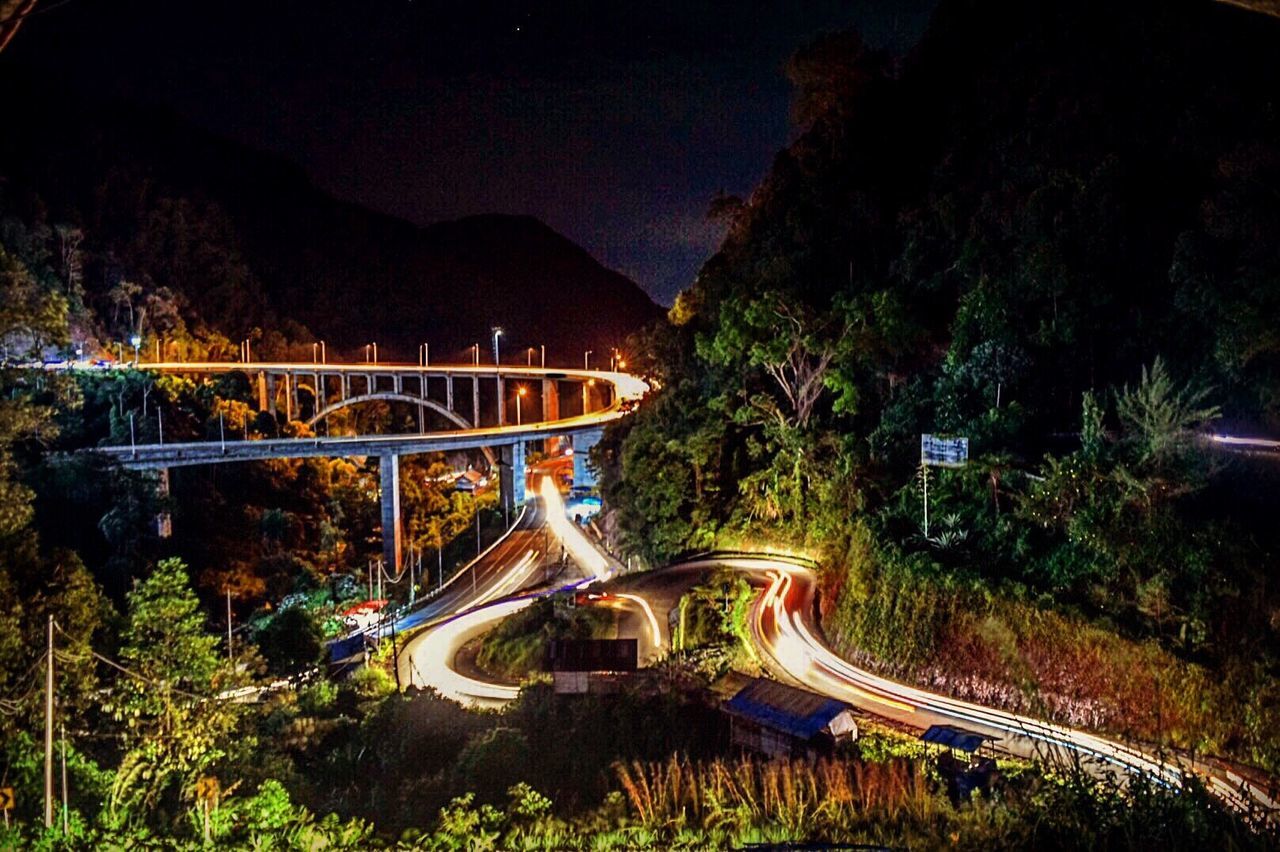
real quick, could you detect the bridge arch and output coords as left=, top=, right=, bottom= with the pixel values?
left=307, top=392, right=470, bottom=429
left=306, top=392, right=495, bottom=463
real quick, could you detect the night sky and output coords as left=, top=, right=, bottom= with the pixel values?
left=4, top=1, right=935, bottom=305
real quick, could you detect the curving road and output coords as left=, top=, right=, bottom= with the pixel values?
left=394, top=476, right=603, bottom=707
left=406, top=544, right=1278, bottom=817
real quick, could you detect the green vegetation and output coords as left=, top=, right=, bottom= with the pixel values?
left=599, top=0, right=1280, bottom=780
left=1, top=0, right=1278, bottom=844
left=475, top=595, right=612, bottom=680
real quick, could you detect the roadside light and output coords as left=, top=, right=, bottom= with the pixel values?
left=617, top=359, right=627, bottom=369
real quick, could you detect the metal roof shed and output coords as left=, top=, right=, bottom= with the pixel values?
left=920, top=724, right=998, bottom=754
left=723, top=678, right=857, bottom=759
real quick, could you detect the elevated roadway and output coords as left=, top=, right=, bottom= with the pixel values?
left=68, top=360, right=647, bottom=570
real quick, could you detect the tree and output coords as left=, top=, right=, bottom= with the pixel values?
left=1116, top=357, right=1220, bottom=466
left=0, top=246, right=67, bottom=357
left=105, top=557, right=247, bottom=822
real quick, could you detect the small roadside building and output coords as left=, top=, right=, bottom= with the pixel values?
left=547, top=638, right=638, bottom=694
left=920, top=724, right=1000, bottom=801
left=723, top=678, right=858, bottom=759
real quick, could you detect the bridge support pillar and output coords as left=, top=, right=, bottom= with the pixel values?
left=256, top=371, right=269, bottom=411
left=446, top=374, right=454, bottom=411
left=542, top=379, right=560, bottom=453
left=154, top=467, right=172, bottom=538
left=472, top=377, right=481, bottom=427
left=497, top=376, right=505, bottom=426
left=265, top=373, right=278, bottom=416
left=380, top=454, right=403, bottom=572
left=581, top=380, right=603, bottom=416
left=498, top=441, right=527, bottom=517
left=573, top=428, right=604, bottom=489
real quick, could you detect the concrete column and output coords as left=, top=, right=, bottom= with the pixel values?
left=498, top=441, right=527, bottom=517
left=154, top=467, right=172, bottom=538
left=265, top=373, right=278, bottom=416
left=543, top=379, right=560, bottom=454
left=497, top=376, right=505, bottom=426
left=472, top=376, right=481, bottom=427
left=341, top=374, right=348, bottom=400
left=446, top=374, right=454, bottom=411
left=284, top=374, right=293, bottom=421
left=394, top=373, right=403, bottom=394
left=256, top=371, right=269, bottom=411
left=380, top=454, right=402, bottom=572
left=573, top=427, right=604, bottom=489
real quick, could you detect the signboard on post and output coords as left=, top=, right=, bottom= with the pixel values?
left=919, top=434, right=968, bottom=538
left=0, top=786, right=14, bottom=811
left=921, top=434, right=969, bottom=468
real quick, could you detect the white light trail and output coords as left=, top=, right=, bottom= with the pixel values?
left=615, top=593, right=662, bottom=649
left=540, top=476, right=610, bottom=581
left=410, top=598, right=532, bottom=705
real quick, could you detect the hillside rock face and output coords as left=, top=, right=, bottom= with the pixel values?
left=0, top=74, right=662, bottom=362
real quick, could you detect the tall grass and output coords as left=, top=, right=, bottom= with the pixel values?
left=614, top=755, right=935, bottom=840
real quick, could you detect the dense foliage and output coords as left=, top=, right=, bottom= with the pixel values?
left=600, top=0, right=1280, bottom=774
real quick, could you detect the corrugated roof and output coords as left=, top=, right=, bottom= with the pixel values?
left=921, top=724, right=998, bottom=753
left=723, top=678, right=851, bottom=740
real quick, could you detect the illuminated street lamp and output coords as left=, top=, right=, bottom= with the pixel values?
left=540, top=344, right=545, bottom=368
left=492, top=327, right=504, bottom=424
left=526, top=347, right=535, bottom=366
left=471, top=343, right=480, bottom=365
left=516, top=385, right=527, bottom=425
left=583, top=349, right=592, bottom=370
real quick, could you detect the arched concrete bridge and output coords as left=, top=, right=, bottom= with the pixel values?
left=73, top=360, right=648, bottom=572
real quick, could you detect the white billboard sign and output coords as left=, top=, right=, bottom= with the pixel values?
left=921, top=434, right=968, bottom=467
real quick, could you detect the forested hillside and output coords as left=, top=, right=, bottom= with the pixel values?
left=0, top=72, right=661, bottom=362
left=602, top=0, right=1280, bottom=772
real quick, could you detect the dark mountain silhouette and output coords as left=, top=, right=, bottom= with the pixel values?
left=0, top=71, right=662, bottom=363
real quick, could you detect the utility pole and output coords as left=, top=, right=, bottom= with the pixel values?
left=226, top=587, right=233, bottom=660
left=60, top=723, right=68, bottom=834
left=45, top=615, right=54, bottom=828
left=129, top=412, right=136, bottom=458
left=219, top=410, right=226, bottom=454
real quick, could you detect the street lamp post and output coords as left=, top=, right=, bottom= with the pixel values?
left=472, top=343, right=479, bottom=365
left=526, top=347, right=534, bottom=366
left=492, top=327, right=503, bottom=425
left=320, top=340, right=326, bottom=364
left=584, top=349, right=592, bottom=370
left=540, top=344, right=545, bottom=368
